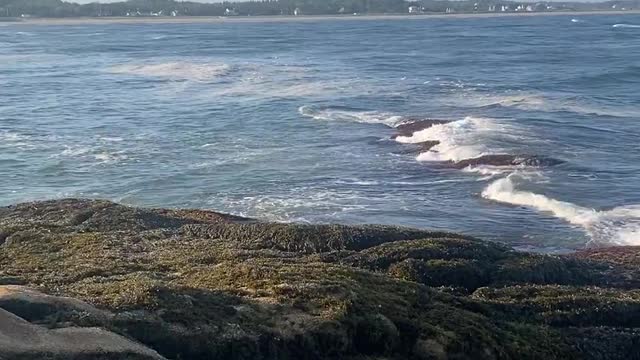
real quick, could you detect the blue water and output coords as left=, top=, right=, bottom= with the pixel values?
left=2, top=14, right=640, bottom=250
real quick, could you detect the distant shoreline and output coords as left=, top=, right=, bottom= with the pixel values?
left=5, top=10, right=640, bottom=26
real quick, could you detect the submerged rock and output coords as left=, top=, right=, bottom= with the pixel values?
left=0, top=199, right=639, bottom=359
left=449, top=154, right=565, bottom=169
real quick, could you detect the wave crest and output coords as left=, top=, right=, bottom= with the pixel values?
left=482, top=176, right=640, bottom=246
left=612, top=24, right=640, bottom=28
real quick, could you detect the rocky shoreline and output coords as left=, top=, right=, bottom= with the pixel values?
left=0, top=199, right=639, bottom=359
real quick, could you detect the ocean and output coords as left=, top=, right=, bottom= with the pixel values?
left=1, top=14, right=640, bottom=251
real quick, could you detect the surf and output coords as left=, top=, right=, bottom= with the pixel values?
left=394, top=116, right=509, bottom=163
left=482, top=175, right=640, bottom=246
left=612, top=24, right=640, bottom=28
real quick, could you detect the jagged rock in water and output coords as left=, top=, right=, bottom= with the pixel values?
left=449, top=154, right=565, bottom=169
left=392, top=119, right=450, bottom=138
left=396, top=140, right=441, bottom=155
left=0, top=199, right=639, bottom=359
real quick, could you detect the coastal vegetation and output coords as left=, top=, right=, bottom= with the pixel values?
left=1, top=199, right=639, bottom=359
left=0, top=0, right=638, bottom=18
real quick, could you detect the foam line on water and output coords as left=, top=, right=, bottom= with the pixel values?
left=109, top=62, right=230, bottom=82
left=448, top=93, right=546, bottom=110
left=462, top=165, right=519, bottom=181
left=452, top=92, right=640, bottom=118
left=612, top=24, right=640, bottom=28
left=299, top=105, right=403, bottom=126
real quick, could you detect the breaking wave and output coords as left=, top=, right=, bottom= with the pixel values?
left=394, top=116, right=513, bottom=162
left=482, top=175, right=640, bottom=245
left=388, top=112, right=639, bottom=247
left=462, top=165, right=518, bottom=180
left=109, top=61, right=231, bottom=82
left=299, top=105, right=403, bottom=126
left=612, top=24, right=640, bottom=28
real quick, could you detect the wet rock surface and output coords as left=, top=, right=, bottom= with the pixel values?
left=392, top=119, right=450, bottom=139
left=448, top=154, right=565, bottom=169
left=0, top=199, right=639, bottom=359
left=396, top=141, right=441, bottom=155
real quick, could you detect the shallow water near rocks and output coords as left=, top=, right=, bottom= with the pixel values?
left=2, top=14, right=640, bottom=250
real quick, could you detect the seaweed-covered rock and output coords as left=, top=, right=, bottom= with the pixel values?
left=0, top=199, right=639, bottom=359
left=472, top=285, right=640, bottom=327
left=573, top=246, right=640, bottom=288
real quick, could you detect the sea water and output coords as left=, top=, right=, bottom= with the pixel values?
left=2, top=14, right=640, bottom=250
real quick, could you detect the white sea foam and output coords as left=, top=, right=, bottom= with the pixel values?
left=299, top=105, right=403, bottom=126
left=453, top=92, right=640, bottom=118
left=215, top=189, right=370, bottom=223
left=463, top=165, right=547, bottom=181
left=212, top=79, right=373, bottom=100
left=571, top=19, right=583, bottom=23
left=94, top=152, right=128, bottom=164
left=454, top=93, right=547, bottom=110
left=482, top=175, right=640, bottom=245
left=612, top=24, right=640, bottom=28
left=395, top=116, right=510, bottom=162
left=462, top=165, right=515, bottom=180
left=98, top=137, right=124, bottom=142
left=60, top=146, right=92, bottom=157
left=109, top=62, right=230, bottom=82
left=0, top=131, right=27, bottom=142
left=334, top=178, right=380, bottom=186
left=57, top=146, right=128, bottom=164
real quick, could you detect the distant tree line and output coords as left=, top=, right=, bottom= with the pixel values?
left=0, top=0, right=637, bottom=18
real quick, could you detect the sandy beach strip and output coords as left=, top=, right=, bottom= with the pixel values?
left=4, top=10, right=640, bottom=26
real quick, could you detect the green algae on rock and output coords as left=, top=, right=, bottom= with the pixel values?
left=0, top=199, right=639, bottom=359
